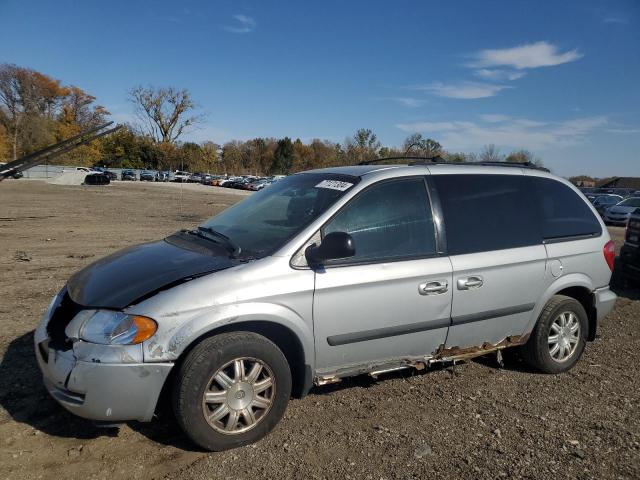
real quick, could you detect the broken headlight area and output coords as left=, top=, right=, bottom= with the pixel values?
left=76, top=310, right=158, bottom=345
left=46, top=289, right=82, bottom=351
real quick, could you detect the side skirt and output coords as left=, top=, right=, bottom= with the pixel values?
left=313, top=334, right=529, bottom=386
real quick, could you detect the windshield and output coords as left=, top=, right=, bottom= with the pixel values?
left=200, top=173, right=359, bottom=258
left=619, top=198, right=640, bottom=207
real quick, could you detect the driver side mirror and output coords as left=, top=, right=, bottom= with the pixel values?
left=305, top=231, right=356, bottom=265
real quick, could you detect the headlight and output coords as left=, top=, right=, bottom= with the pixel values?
left=80, top=310, right=157, bottom=345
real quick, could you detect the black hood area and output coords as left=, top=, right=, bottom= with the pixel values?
left=67, top=233, right=239, bottom=309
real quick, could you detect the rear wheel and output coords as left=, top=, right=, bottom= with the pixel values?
left=173, top=332, right=291, bottom=451
left=522, top=295, right=587, bottom=373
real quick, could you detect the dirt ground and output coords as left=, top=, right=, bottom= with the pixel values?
left=0, top=180, right=638, bottom=480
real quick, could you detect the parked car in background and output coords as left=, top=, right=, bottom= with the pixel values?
left=174, top=171, right=191, bottom=182
left=224, top=178, right=252, bottom=189
left=201, top=174, right=213, bottom=185
left=246, top=179, right=272, bottom=191
left=218, top=176, right=242, bottom=187
left=603, top=197, right=640, bottom=225
left=189, top=172, right=204, bottom=183
left=0, top=163, right=23, bottom=179
left=619, top=208, right=640, bottom=284
left=121, top=169, right=136, bottom=181
left=140, top=170, right=155, bottom=182
left=155, top=171, right=170, bottom=182
left=210, top=176, right=228, bottom=186
left=35, top=162, right=616, bottom=451
left=592, top=194, right=623, bottom=216
left=84, top=173, right=110, bottom=185
left=92, top=168, right=117, bottom=181
left=203, top=175, right=225, bottom=186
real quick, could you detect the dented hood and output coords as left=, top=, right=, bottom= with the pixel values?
left=67, top=235, right=238, bottom=309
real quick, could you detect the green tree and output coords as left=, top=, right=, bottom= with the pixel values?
left=271, top=137, right=294, bottom=174
left=344, top=128, right=380, bottom=164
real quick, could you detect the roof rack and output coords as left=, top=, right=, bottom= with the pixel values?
left=358, top=156, right=549, bottom=172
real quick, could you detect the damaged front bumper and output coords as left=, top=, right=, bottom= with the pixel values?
left=34, top=293, right=173, bottom=422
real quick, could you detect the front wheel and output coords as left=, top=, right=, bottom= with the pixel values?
left=521, top=295, right=588, bottom=374
left=173, top=332, right=292, bottom=451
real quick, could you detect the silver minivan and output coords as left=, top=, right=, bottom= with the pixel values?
left=35, top=161, right=617, bottom=451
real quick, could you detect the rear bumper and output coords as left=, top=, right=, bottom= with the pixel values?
left=36, top=341, right=172, bottom=422
left=594, top=286, right=617, bottom=323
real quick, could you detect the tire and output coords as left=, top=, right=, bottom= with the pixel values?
left=521, top=295, right=588, bottom=374
left=173, top=332, right=292, bottom=451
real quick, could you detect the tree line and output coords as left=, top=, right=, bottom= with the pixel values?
left=0, top=63, right=542, bottom=175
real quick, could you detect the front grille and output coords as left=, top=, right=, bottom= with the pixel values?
left=46, top=291, right=82, bottom=351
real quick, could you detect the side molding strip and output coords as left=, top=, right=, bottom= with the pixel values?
left=451, top=303, right=535, bottom=326
left=327, top=318, right=451, bottom=346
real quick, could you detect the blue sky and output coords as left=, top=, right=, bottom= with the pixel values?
left=1, top=0, right=638, bottom=177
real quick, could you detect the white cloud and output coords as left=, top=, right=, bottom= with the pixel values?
left=474, top=69, right=526, bottom=81
left=223, top=14, right=256, bottom=33
left=395, top=115, right=607, bottom=150
left=411, top=82, right=509, bottom=99
left=385, top=97, right=425, bottom=107
left=603, top=16, right=628, bottom=25
left=606, top=128, right=640, bottom=134
left=480, top=114, right=511, bottom=123
left=468, top=41, right=583, bottom=70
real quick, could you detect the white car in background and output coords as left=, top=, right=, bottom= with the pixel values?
left=174, top=171, right=191, bottom=182
left=218, top=176, right=242, bottom=187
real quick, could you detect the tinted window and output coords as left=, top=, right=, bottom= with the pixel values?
left=323, top=178, right=436, bottom=263
left=432, top=174, right=540, bottom=255
left=529, top=177, right=602, bottom=240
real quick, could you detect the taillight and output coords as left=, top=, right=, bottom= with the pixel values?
left=603, top=240, right=615, bottom=271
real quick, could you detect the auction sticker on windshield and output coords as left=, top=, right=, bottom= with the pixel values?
left=315, top=180, right=353, bottom=191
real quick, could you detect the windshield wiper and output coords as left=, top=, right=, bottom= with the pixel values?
left=195, top=226, right=242, bottom=258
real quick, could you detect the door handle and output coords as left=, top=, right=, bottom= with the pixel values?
left=457, top=276, right=484, bottom=290
left=418, top=280, right=448, bottom=295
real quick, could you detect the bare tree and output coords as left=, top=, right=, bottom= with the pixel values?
left=403, top=133, right=442, bottom=157
left=479, top=144, right=504, bottom=162
left=129, top=86, right=203, bottom=143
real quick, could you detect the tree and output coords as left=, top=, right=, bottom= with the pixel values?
left=0, top=63, right=107, bottom=163
left=200, top=141, right=221, bottom=173
left=99, top=126, right=146, bottom=168
left=271, top=137, right=294, bottom=174
left=479, top=144, right=504, bottom=162
left=505, top=149, right=543, bottom=167
left=444, top=152, right=467, bottom=163
left=0, top=64, right=63, bottom=159
left=221, top=141, right=244, bottom=174
left=129, top=85, right=202, bottom=143
left=344, top=128, right=381, bottom=164
left=402, top=133, right=442, bottom=157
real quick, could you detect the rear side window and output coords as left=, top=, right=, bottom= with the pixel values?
left=323, top=178, right=436, bottom=263
left=528, top=177, right=602, bottom=240
left=432, top=174, right=540, bottom=255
